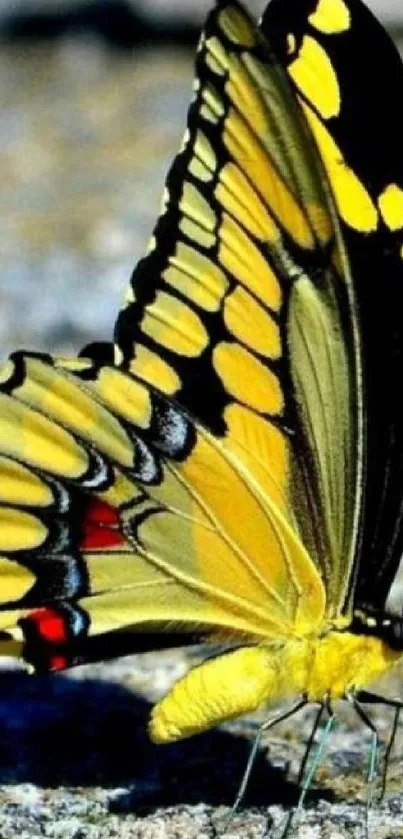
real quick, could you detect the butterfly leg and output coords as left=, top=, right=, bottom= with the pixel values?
left=221, top=698, right=307, bottom=835
left=276, top=699, right=335, bottom=839
left=348, top=693, right=379, bottom=836
left=357, top=690, right=403, bottom=801
left=381, top=706, right=400, bottom=803
left=379, top=705, right=400, bottom=803
left=296, top=699, right=335, bottom=810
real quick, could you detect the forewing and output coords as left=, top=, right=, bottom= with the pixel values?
left=114, top=0, right=363, bottom=616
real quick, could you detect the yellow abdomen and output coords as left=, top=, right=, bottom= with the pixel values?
left=149, top=631, right=402, bottom=743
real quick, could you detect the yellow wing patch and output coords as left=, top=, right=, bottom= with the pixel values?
left=288, top=35, right=341, bottom=119
left=378, top=184, right=403, bottom=232
left=308, top=0, right=350, bottom=35
left=299, top=100, right=378, bottom=232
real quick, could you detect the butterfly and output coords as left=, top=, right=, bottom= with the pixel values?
left=0, top=0, right=403, bottom=807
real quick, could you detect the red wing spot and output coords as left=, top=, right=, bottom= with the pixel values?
left=50, top=655, right=68, bottom=671
left=81, top=525, right=126, bottom=550
left=29, top=608, right=68, bottom=643
left=81, top=498, right=125, bottom=550
left=86, top=499, right=120, bottom=526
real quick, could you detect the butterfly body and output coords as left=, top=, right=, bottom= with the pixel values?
left=150, top=631, right=400, bottom=743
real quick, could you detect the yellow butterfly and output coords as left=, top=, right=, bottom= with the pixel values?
left=0, top=0, right=403, bottom=804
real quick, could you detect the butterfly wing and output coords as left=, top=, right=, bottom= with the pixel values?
left=0, top=349, right=324, bottom=669
left=114, top=0, right=363, bottom=617
left=0, top=0, right=368, bottom=670
left=261, top=0, right=403, bottom=618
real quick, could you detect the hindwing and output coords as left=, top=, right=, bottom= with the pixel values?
left=0, top=350, right=324, bottom=668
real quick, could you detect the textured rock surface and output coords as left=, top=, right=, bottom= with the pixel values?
left=0, top=651, right=402, bottom=837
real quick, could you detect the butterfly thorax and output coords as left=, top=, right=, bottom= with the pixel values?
left=149, top=632, right=401, bottom=744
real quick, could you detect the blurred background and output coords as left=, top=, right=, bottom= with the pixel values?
left=0, top=0, right=402, bottom=359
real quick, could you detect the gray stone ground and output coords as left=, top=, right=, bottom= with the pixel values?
left=0, top=650, right=402, bottom=838
left=0, top=21, right=403, bottom=839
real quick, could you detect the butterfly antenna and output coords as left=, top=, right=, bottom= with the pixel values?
left=221, top=698, right=307, bottom=835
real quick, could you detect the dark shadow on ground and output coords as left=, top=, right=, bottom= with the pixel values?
left=0, top=667, right=333, bottom=811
